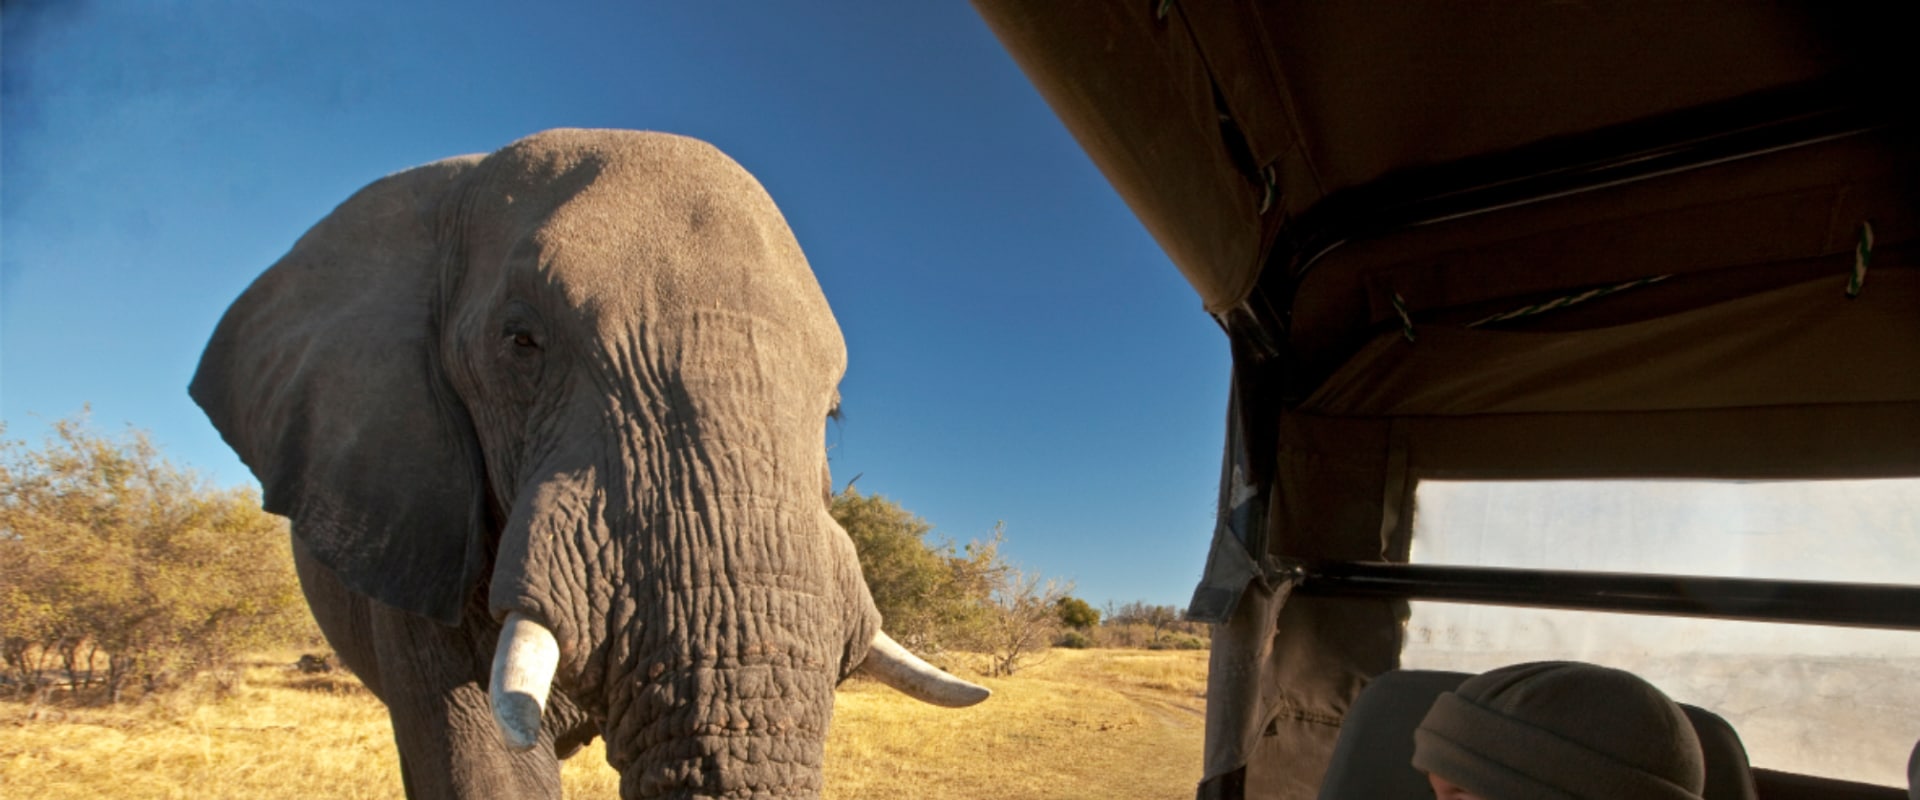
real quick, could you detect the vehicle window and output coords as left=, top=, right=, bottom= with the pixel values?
left=1402, top=479, right=1920, bottom=786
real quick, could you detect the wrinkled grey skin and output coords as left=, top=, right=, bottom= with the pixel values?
left=192, top=129, right=892, bottom=799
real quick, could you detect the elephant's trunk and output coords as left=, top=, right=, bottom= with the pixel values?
left=600, top=627, right=987, bottom=799
left=489, top=612, right=560, bottom=751
left=598, top=565, right=849, bottom=799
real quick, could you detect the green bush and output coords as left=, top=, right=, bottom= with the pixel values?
left=1055, top=630, right=1094, bottom=649
left=1055, top=596, right=1100, bottom=630
left=1146, top=633, right=1208, bottom=651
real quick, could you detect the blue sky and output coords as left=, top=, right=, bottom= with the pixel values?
left=1, top=2, right=1230, bottom=610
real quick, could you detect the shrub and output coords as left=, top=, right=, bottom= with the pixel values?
left=832, top=489, right=1002, bottom=653
left=833, top=489, right=1071, bottom=675
left=0, top=414, right=316, bottom=702
left=1147, top=633, right=1209, bottom=651
left=1096, top=601, right=1210, bottom=650
left=1055, top=596, right=1099, bottom=630
left=1055, top=630, right=1094, bottom=649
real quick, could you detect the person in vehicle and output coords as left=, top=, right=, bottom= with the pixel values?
left=1907, top=739, right=1917, bottom=800
left=1412, top=661, right=1706, bottom=800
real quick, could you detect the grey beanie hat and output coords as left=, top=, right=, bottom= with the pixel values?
left=1411, top=661, right=1705, bottom=800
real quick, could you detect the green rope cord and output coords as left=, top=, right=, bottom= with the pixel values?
left=1392, top=292, right=1416, bottom=342
left=1846, top=221, right=1874, bottom=298
left=1466, top=274, right=1672, bottom=328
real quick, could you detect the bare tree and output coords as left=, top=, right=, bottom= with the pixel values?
left=977, top=568, right=1071, bottom=677
left=1104, top=601, right=1193, bottom=648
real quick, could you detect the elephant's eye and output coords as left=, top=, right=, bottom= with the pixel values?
left=499, top=302, right=545, bottom=365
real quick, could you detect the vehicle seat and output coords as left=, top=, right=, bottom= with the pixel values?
left=1314, top=669, right=1759, bottom=800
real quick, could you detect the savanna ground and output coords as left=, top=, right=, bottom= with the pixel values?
left=0, top=648, right=1207, bottom=799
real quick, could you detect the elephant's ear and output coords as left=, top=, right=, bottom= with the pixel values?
left=191, top=155, right=488, bottom=626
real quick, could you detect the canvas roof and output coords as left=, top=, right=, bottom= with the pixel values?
left=974, top=2, right=1909, bottom=327
left=972, top=3, right=1917, bottom=797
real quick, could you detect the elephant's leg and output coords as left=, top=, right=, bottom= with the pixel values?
left=369, top=605, right=565, bottom=800
left=291, top=540, right=387, bottom=696
left=297, top=541, right=594, bottom=795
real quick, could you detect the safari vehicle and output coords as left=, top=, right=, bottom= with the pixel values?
left=971, top=3, right=1918, bottom=798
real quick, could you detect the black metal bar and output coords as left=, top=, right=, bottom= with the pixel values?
left=1281, top=80, right=1890, bottom=280
left=1294, top=561, right=1920, bottom=631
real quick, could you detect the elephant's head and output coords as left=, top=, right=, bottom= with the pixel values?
left=190, top=129, right=985, bottom=798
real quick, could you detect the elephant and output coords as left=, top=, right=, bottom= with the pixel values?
left=190, top=128, right=987, bottom=799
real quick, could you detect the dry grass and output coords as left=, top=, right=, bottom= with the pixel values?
left=0, top=648, right=1207, bottom=799
left=0, top=653, right=403, bottom=799
left=825, top=648, right=1207, bottom=800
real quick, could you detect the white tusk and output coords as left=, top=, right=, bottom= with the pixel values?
left=489, top=612, right=559, bottom=752
left=857, top=630, right=991, bottom=708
